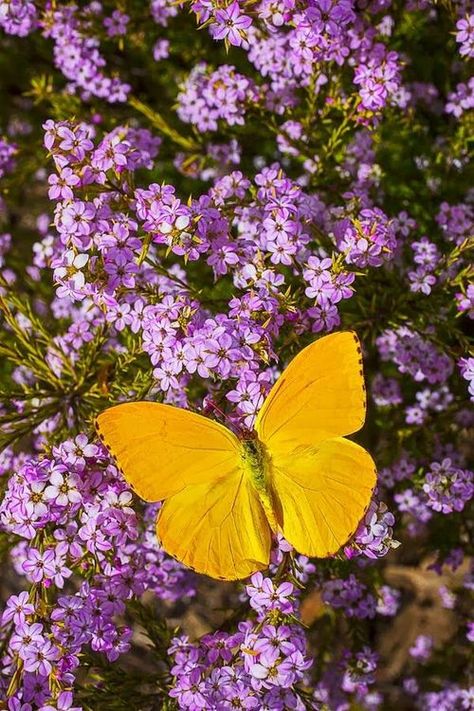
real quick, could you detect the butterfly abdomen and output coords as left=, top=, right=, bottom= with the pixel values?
left=242, top=439, right=279, bottom=532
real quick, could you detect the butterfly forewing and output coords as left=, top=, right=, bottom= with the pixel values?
left=255, top=331, right=366, bottom=454
left=96, top=402, right=242, bottom=501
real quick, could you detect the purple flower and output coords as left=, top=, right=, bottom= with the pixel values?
left=246, top=573, right=294, bottom=615
left=2, top=591, right=35, bottom=626
left=22, top=638, right=59, bottom=675
left=56, top=125, right=94, bottom=161
left=250, top=648, right=288, bottom=688
left=10, top=621, right=45, bottom=656
left=254, top=625, right=295, bottom=658
left=104, top=251, right=138, bottom=290
left=0, top=0, right=37, bottom=37
left=221, top=680, right=260, bottom=708
left=459, top=356, right=474, bottom=401
left=212, top=2, right=252, bottom=47
left=423, top=459, right=474, bottom=514
left=44, top=468, right=82, bottom=507
left=409, top=634, right=433, bottom=661
left=169, top=667, right=207, bottom=708
left=345, top=500, right=400, bottom=559
left=0, top=137, right=17, bottom=178
left=48, top=167, right=80, bottom=200
left=105, top=301, right=133, bottom=332
left=408, top=267, right=436, bottom=295
left=456, top=284, right=474, bottom=319
left=456, top=14, right=474, bottom=58
left=22, top=548, right=56, bottom=583
left=278, top=650, right=312, bottom=686
left=104, top=10, right=129, bottom=37
left=376, top=585, right=401, bottom=616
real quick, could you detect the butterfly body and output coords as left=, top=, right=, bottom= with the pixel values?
left=96, top=331, right=377, bottom=580
left=241, top=437, right=279, bottom=532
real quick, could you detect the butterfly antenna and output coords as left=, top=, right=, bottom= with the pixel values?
left=207, top=399, right=227, bottom=420
left=207, top=400, right=245, bottom=437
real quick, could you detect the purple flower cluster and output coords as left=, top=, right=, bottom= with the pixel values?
left=445, top=77, right=474, bottom=118
left=246, top=0, right=402, bottom=120
left=455, top=14, right=474, bottom=59
left=177, top=64, right=258, bottom=132
left=422, top=458, right=473, bottom=514
left=39, top=118, right=381, bottom=426
left=150, top=0, right=178, bottom=27
left=335, top=208, right=397, bottom=268
left=376, top=585, right=401, bottom=617
left=377, top=327, right=453, bottom=384
left=419, top=686, right=474, bottom=711
left=404, top=385, right=454, bottom=426
left=0, top=437, right=194, bottom=705
left=169, top=571, right=311, bottom=710
left=372, top=374, right=403, bottom=407
left=459, top=357, right=474, bottom=402
left=314, top=645, right=380, bottom=708
left=456, top=284, right=474, bottom=319
left=345, top=500, right=400, bottom=560
left=354, top=44, right=401, bottom=113
left=0, top=0, right=37, bottom=37
left=1, top=3, right=129, bottom=102
left=394, top=488, right=433, bottom=534
left=436, top=201, right=474, bottom=245
left=407, top=236, right=440, bottom=296
left=322, top=574, right=377, bottom=619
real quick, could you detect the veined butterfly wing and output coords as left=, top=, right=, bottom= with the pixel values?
left=255, top=331, right=366, bottom=455
left=270, top=438, right=377, bottom=556
left=96, top=401, right=271, bottom=579
left=95, top=402, right=242, bottom=501
left=255, top=331, right=376, bottom=556
left=158, top=472, right=271, bottom=580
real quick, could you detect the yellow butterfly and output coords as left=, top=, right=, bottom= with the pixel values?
left=95, top=331, right=376, bottom=580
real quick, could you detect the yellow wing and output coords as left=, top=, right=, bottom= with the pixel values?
left=96, top=401, right=271, bottom=579
left=255, top=331, right=376, bottom=556
left=157, top=472, right=271, bottom=580
left=270, top=438, right=376, bottom=556
left=95, top=402, right=241, bottom=501
left=255, top=331, right=366, bottom=454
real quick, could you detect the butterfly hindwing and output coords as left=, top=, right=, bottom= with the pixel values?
left=157, top=469, right=271, bottom=580
left=270, top=438, right=377, bottom=556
